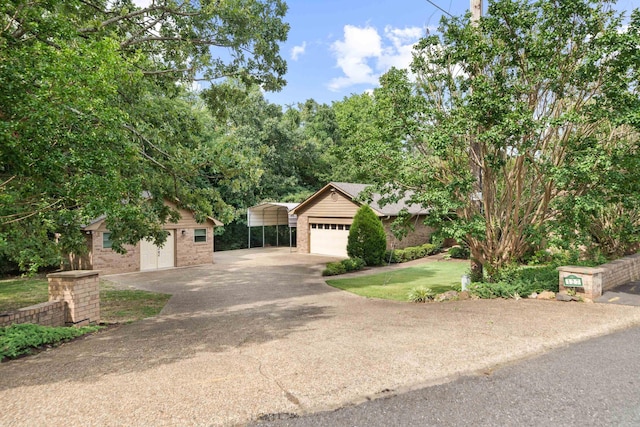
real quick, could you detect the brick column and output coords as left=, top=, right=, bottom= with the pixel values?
left=557, top=266, right=605, bottom=300
left=47, top=271, right=100, bottom=326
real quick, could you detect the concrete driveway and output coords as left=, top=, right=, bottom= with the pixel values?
left=3, top=248, right=640, bottom=426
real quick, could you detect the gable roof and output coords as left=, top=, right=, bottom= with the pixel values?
left=291, top=182, right=428, bottom=217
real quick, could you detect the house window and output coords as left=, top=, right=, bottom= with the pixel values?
left=103, top=232, right=113, bottom=249
left=194, top=228, right=207, bottom=243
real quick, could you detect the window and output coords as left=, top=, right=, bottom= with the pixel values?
left=103, top=232, right=113, bottom=249
left=311, top=224, right=317, bottom=229
left=194, top=228, right=207, bottom=243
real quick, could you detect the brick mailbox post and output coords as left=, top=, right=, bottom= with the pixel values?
left=47, top=270, right=100, bottom=326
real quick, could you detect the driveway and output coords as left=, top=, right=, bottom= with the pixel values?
left=2, top=248, right=640, bottom=426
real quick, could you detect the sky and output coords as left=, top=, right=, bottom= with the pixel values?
left=265, top=0, right=640, bottom=107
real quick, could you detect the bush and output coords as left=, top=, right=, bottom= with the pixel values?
left=469, top=265, right=560, bottom=299
left=322, top=258, right=367, bottom=276
left=407, top=286, right=435, bottom=303
left=347, top=205, right=387, bottom=266
left=421, top=243, right=440, bottom=256
left=341, top=257, right=366, bottom=272
left=1, top=323, right=101, bottom=361
left=448, top=246, right=470, bottom=259
left=322, top=261, right=347, bottom=276
left=385, top=250, right=401, bottom=263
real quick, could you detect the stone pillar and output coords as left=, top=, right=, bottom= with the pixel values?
left=557, top=266, right=605, bottom=300
left=47, top=271, right=100, bottom=326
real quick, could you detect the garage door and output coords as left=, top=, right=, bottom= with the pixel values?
left=140, top=230, right=175, bottom=271
left=310, top=223, right=350, bottom=257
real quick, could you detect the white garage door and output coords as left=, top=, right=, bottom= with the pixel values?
left=140, top=230, right=175, bottom=271
left=310, top=223, right=350, bottom=257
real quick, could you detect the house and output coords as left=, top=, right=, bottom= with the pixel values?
left=291, top=182, right=435, bottom=257
left=66, top=200, right=222, bottom=275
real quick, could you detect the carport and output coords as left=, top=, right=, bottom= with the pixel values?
left=247, top=203, right=298, bottom=250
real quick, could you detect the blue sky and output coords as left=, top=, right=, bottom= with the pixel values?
left=264, top=0, right=640, bottom=107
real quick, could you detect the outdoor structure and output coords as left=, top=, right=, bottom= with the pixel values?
left=558, top=253, right=640, bottom=300
left=247, top=203, right=298, bottom=249
left=66, top=200, right=222, bottom=275
left=291, top=182, right=434, bottom=257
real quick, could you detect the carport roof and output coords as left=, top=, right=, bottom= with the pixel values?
left=247, top=202, right=299, bottom=227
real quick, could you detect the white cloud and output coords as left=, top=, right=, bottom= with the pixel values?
left=328, top=25, right=424, bottom=92
left=291, top=42, right=307, bottom=61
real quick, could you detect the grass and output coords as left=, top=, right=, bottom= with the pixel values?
left=0, top=278, right=49, bottom=314
left=0, top=278, right=171, bottom=323
left=326, top=261, right=467, bottom=301
left=100, top=281, right=171, bottom=323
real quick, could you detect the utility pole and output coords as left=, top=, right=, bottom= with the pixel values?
left=469, top=0, right=484, bottom=282
left=471, top=0, right=482, bottom=23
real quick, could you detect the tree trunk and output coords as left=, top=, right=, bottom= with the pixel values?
left=470, top=247, right=484, bottom=282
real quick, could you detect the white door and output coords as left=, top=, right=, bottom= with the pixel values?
left=310, top=223, right=350, bottom=257
left=140, top=230, right=175, bottom=270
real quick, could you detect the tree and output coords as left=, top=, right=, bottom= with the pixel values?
left=347, top=205, right=387, bottom=266
left=341, top=0, right=640, bottom=279
left=0, top=0, right=289, bottom=272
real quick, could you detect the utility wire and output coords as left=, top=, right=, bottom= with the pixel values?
left=425, top=0, right=453, bottom=17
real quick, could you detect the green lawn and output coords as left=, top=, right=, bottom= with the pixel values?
left=326, top=261, right=468, bottom=301
left=0, top=277, right=170, bottom=323
left=0, top=278, right=49, bottom=313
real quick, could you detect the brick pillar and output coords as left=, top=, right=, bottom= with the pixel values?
left=557, top=266, right=605, bottom=300
left=47, top=271, right=100, bottom=326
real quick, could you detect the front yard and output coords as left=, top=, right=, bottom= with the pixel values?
left=326, top=261, right=467, bottom=301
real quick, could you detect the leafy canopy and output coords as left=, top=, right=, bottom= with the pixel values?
left=0, top=0, right=289, bottom=272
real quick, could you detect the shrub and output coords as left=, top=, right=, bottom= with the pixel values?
left=421, top=243, right=440, bottom=256
left=322, top=261, right=347, bottom=276
left=347, top=205, right=387, bottom=266
left=0, top=323, right=100, bottom=361
left=341, top=257, right=366, bottom=272
left=408, top=286, right=435, bottom=303
left=385, top=250, right=401, bottom=263
left=448, top=246, right=470, bottom=259
left=469, top=264, right=560, bottom=299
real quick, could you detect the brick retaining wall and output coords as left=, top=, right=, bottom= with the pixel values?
left=0, top=300, right=66, bottom=328
left=558, top=253, right=640, bottom=299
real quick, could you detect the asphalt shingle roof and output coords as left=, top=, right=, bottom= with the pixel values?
left=330, top=182, right=428, bottom=216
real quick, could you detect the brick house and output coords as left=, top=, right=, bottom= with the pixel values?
left=66, top=200, right=222, bottom=275
left=291, top=182, right=435, bottom=258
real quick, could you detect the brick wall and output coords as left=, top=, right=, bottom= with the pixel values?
left=558, top=253, right=640, bottom=299
left=382, top=216, right=435, bottom=250
left=0, top=301, right=66, bottom=328
left=176, top=227, right=214, bottom=267
left=92, top=231, right=140, bottom=275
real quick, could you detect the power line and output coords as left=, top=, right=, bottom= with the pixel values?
left=424, top=0, right=453, bottom=17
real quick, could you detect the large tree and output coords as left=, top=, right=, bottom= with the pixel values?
left=344, top=0, right=640, bottom=279
left=0, top=0, right=289, bottom=272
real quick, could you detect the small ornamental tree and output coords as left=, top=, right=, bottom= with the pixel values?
left=347, top=205, right=387, bottom=266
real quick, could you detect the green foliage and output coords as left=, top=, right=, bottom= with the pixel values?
left=322, top=262, right=346, bottom=277
left=407, top=286, right=435, bottom=303
left=0, top=323, right=100, bottom=361
left=335, top=0, right=640, bottom=277
left=322, top=258, right=366, bottom=276
left=385, top=243, right=441, bottom=264
left=347, top=206, right=387, bottom=266
left=469, top=265, right=559, bottom=299
left=0, top=0, right=290, bottom=273
left=447, top=246, right=470, bottom=260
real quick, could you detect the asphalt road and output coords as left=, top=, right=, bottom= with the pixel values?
left=252, top=325, right=640, bottom=426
